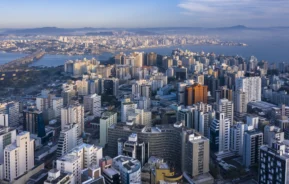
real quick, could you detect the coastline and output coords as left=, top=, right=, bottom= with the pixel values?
left=0, top=43, right=247, bottom=56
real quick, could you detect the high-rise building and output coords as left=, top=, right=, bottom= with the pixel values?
left=56, top=154, right=82, bottom=184
left=112, top=155, right=141, bottom=184
left=102, top=78, right=119, bottom=96
left=83, top=94, right=101, bottom=117
left=76, top=79, right=89, bottom=96
left=88, top=78, right=101, bottom=95
left=147, top=52, right=157, bottom=66
left=173, top=66, right=188, bottom=80
left=205, top=76, right=220, bottom=99
left=118, top=133, right=145, bottom=165
left=185, top=84, right=208, bottom=106
left=230, top=122, right=245, bottom=156
left=23, top=109, right=46, bottom=138
left=68, top=143, right=103, bottom=168
left=162, top=56, right=173, bottom=69
left=210, top=112, right=231, bottom=153
left=217, top=98, right=234, bottom=124
left=0, top=113, right=9, bottom=127
left=61, top=103, right=84, bottom=135
left=264, top=125, right=284, bottom=147
left=246, top=115, right=259, bottom=129
left=3, top=132, right=34, bottom=182
left=52, top=97, right=63, bottom=119
left=121, top=99, right=137, bottom=123
left=0, top=101, right=20, bottom=127
left=36, top=96, right=50, bottom=112
left=192, top=84, right=208, bottom=104
left=100, top=156, right=121, bottom=184
left=193, top=105, right=215, bottom=138
left=62, top=88, right=76, bottom=106
left=233, top=90, right=247, bottom=119
left=132, top=52, right=144, bottom=67
left=215, top=86, right=233, bottom=102
left=243, top=129, right=263, bottom=167
left=56, top=124, right=80, bottom=158
left=115, top=52, right=126, bottom=65
left=259, top=142, right=289, bottom=184
left=99, top=111, right=117, bottom=147
left=235, top=76, right=261, bottom=102
left=183, top=131, right=210, bottom=177
left=178, top=109, right=192, bottom=128
left=185, top=86, right=193, bottom=106
left=0, top=127, right=17, bottom=163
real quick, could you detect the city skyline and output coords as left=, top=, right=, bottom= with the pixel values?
left=1, top=0, right=289, bottom=28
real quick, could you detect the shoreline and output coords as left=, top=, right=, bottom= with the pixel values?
left=0, top=43, right=247, bottom=56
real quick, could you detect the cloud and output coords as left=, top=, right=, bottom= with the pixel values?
left=177, top=0, right=289, bottom=26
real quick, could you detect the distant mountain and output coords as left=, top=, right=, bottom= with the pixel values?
left=214, top=25, right=248, bottom=30
left=3, top=27, right=112, bottom=35
left=2, top=25, right=289, bottom=36
left=86, top=31, right=114, bottom=36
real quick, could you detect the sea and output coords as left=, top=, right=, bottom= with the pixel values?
left=1, top=30, right=289, bottom=67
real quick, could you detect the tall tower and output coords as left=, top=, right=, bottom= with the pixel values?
left=210, top=112, right=231, bottom=153
left=259, top=142, right=289, bottom=183
left=235, top=76, right=261, bottom=102
left=243, top=130, right=263, bottom=168
left=61, top=103, right=84, bottom=135
left=121, top=98, right=137, bottom=123
left=192, top=84, right=208, bottom=104
left=83, top=94, right=101, bottom=117
left=4, top=132, right=34, bottom=182
left=217, top=98, right=234, bottom=124
left=233, top=90, right=247, bottom=119
left=23, top=109, right=46, bottom=138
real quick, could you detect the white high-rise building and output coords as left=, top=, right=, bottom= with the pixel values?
left=210, top=112, right=231, bottom=153
left=52, top=97, right=63, bottom=118
left=3, top=132, right=34, bottom=182
left=217, top=98, right=234, bottom=124
left=0, top=114, right=9, bottom=127
left=112, top=155, right=141, bottom=184
left=61, top=104, right=84, bottom=135
left=230, top=122, right=245, bottom=156
left=76, top=79, right=89, bottom=96
left=56, top=155, right=82, bottom=184
left=192, top=103, right=215, bottom=138
left=127, top=109, right=152, bottom=126
left=83, top=94, right=101, bottom=117
left=0, top=127, right=17, bottom=163
left=243, top=130, right=263, bottom=168
left=246, top=115, right=259, bottom=129
left=235, top=76, right=261, bottom=102
left=68, top=143, right=103, bottom=168
left=121, top=98, right=137, bottom=123
left=99, top=111, right=117, bottom=147
left=36, top=96, right=50, bottom=112
left=56, top=124, right=80, bottom=158
left=184, top=131, right=210, bottom=177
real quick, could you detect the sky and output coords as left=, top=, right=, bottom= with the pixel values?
left=0, top=0, right=289, bottom=28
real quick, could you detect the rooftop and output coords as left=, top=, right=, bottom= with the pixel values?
left=103, top=168, right=119, bottom=177
left=58, top=155, right=80, bottom=163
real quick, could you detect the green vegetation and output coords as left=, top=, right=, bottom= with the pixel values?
left=0, top=66, right=65, bottom=96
